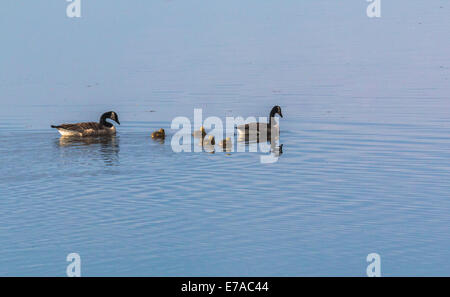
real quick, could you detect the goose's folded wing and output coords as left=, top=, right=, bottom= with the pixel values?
left=236, top=123, right=254, bottom=130
left=52, top=122, right=101, bottom=132
left=236, top=123, right=266, bottom=132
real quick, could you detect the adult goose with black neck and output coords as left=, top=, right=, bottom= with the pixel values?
left=51, top=111, right=120, bottom=137
left=236, top=105, right=283, bottom=136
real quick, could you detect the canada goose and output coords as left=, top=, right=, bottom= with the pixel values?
left=219, top=137, right=232, bottom=148
left=236, top=106, right=283, bottom=136
left=51, top=111, right=120, bottom=137
left=193, top=126, right=207, bottom=138
left=200, top=135, right=215, bottom=153
left=151, top=128, right=165, bottom=139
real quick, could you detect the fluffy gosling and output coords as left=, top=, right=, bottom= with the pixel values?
left=193, top=126, right=207, bottom=138
left=202, top=135, right=215, bottom=146
left=151, top=128, right=165, bottom=139
left=219, top=137, right=232, bottom=149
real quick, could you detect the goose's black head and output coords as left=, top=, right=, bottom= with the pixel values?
left=270, top=105, right=283, bottom=118
left=100, top=111, right=120, bottom=126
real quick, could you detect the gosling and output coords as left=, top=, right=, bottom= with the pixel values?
left=202, top=135, right=215, bottom=146
left=219, top=137, right=232, bottom=149
left=151, top=128, right=165, bottom=139
left=193, top=126, right=207, bottom=138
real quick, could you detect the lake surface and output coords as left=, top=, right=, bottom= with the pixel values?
left=0, top=1, right=449, bottom=276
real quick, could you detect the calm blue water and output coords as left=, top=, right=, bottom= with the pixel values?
left=0, top=1, right=449, bottom=276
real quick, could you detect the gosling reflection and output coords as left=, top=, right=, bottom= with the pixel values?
left=56, top=135, right=120, bottom=166
left=204, top=145, right=215, bottom=154
left=151, top=137, right=165, bottom=144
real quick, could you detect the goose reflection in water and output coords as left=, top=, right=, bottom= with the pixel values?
left=237, top=133, right=283, bottom=162
left=56, top=135, right=120, bottom=166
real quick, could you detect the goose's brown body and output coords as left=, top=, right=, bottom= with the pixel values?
left=52, top=122, right=116, bottom=137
